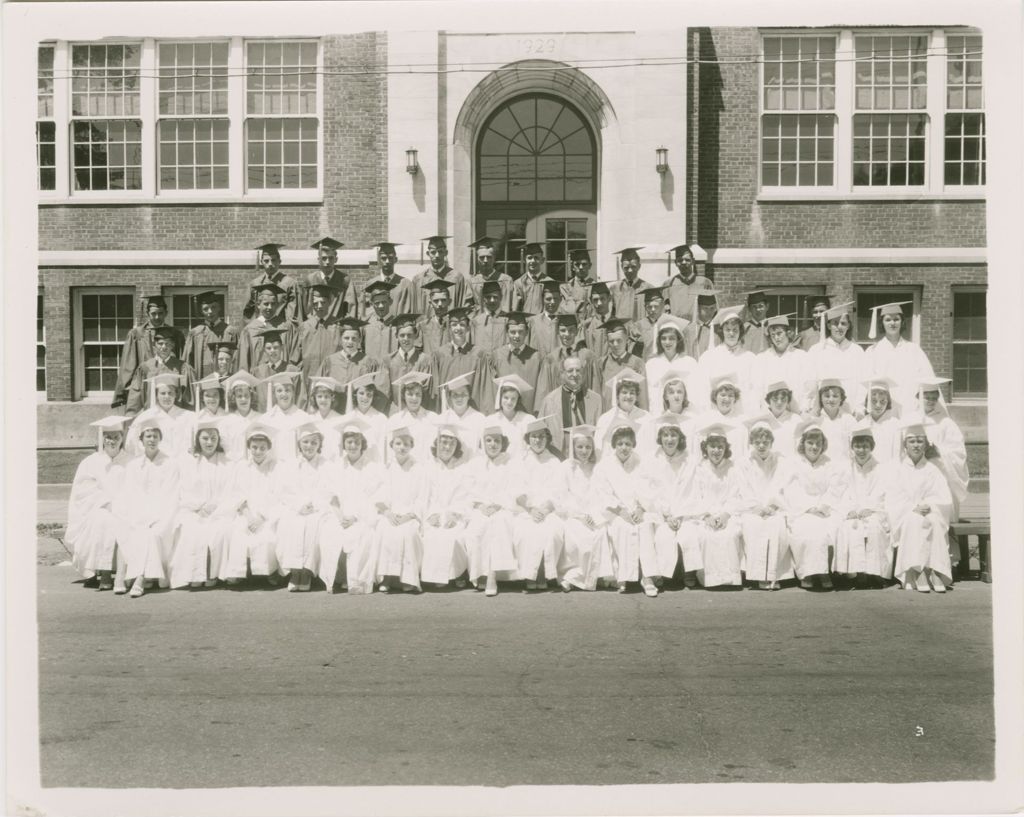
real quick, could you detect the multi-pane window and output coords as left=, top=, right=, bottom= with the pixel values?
left=952, top=289, right=987, bottom=397
left=70, top=43, right=143, bottom=190
left=165, top=286, right=227, bottom=333
left=761, top=36, right=836, bottom=187
left=245, top=41, right=319, bottom=189
left=76, top=289, right=135, bottom=395
left=759, top=288, right=828, bottom=335
left=759, top=29, right=984, bottom=195
left=944, top=35, right=985, bottom=186
left=544, top=218, right=588, bottom=282
left=158, top=41, right=230, bottom=190
left=37, top=45, right=56, bottom=191
left=483, top=218, right=527, bottom=279
left=853, top=35, right=928, bottom=186
left=37, top=290, right=47, bottom=393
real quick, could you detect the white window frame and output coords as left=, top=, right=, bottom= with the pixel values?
left=950, top=285, right=987, bottom=401
left=852, top=286, right=922, bottom=349
left=40, top=36, right=323, bottom=204
left=37, top=43, right=57, bottom=193
left=759, top=285, right=828, bottom=334
left=163, top=285, right=228, bottom=332
left=37, top=288, right=47, bottom=398
left=73, top=286, right=135, bottom=401
left=758, top=27, right=985, bottom=201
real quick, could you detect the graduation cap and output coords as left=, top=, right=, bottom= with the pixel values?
left=423, top=235, right=451, bottom=246
left=710, top=305, right=744, bottom=327
left=743, top=289, right=769, bottom=306
left=152, top=325, right=178, bottom=341
left=364, top=280, right=397, bottom=297
left=446, top=306, right=473, bottom=322
left=709, top=372, right=741, bottom=393
left=899, top=413, right=930, bottom=440
left=255, top=242, right=286, bottom=253
left=433, top=418, right=469, bottom=447
left=392, top=313, right=421, bottom=330
left=308, top=376, right=344, bottom=394
left=193, top=373, right=224, bottom=407
left=555, top=313, right=580, bottom=327
left=262, top=370, right=301, bottom=408
left=146, top=295, right=168, bottom=309
left=656, top=364, right=695, bottom=390
left=567, top=422, right=597, bottom=440
left=668, top=243, right=698, bottom=256
left=134, top=412, right=171, bottom=437
left=651, top=412, right=685, bottom=432
left=336, top=317, right=369, bottom=332
left=309, top=283, right=341, bottom=300
left=640, top=286, right=666, bottom=303
left=765, top=312, right=798, bottom=328
left=698, top=417, right=739, bottom=442
left=311, top=237, right=344, bottom=251
left=587, top=281, right=611, bottom=297
left=848, top=417, right=875, bottom=442
left=374, top=241, right=400, bottom=253
left=257, top=328, right=288, bottom=345
left=243, top=421, right=277, bottom=445
left=480, top=423, right=507, bottom=442
left=539, top=278, right=564, bottom=293
left=251, top=282, right=285, bottom=298
left=146, top=371, right=185, bottom=405
left=294, top=420, right=324, bottom=442
left=393, top=371, right=432, bottom=408
left=744, top=413, right=776, bottom=436
left=90, top=415, right=129, bottom=449
left=389, top=424, right=414, bottom=441
left=762, top=378, right=793, bottom=396
left=206, top=339, right=238, bottom=353
left=867, top=300, right=914, bottom=340
left=817, top=301, right=855, bottom=348
left=601, top=416, right=640, bottom=447
left=598, top=317, right=630, bottom=334
left=194, top=290, right=222, bottom=306
left=614, top=246, right=644, bottom=259
left=480, top=280, right=503, bottom=295
left=194, top=416, right=222, bottom=434
left=523, top=415, right=557, bottom=439
left=334, top=414, right=371, bottom=440
left=794, top=416, right=825, bottom=440
left=862, top=375, right=898, bottom=393
left=341, top=371, right=379, bottom=415
left=609, top=369, right=646, bottom=394
left=522, top=242, right=545, bottom=257
left=568, top=248, right=593, bottom=262
left=224, top=370, right=260, bottom=395
left=493, top=373, right=533, bottom=410
left=917, top=376, right=951, bottom=393
left=500, top=310, right=533, bottom=326
left=468, top=236, right=498, bottom=249
left=422, top=279, right=455, bottom=294
left=816, top=377, right=846, bottom=393
left=439, top=371, right=474, bottom=413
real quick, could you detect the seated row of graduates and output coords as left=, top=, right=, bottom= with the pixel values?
left=68, top=360, right=963, bottom=598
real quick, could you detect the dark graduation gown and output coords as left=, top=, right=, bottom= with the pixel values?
left=298, top=269, right=361, bottom=321
left=592, top=351, right=648, bottom=412
left=469, top=310, right=509, bottom=354
left=663, top=273, right=713, bottom=320
left=125, top=355, right=195, bottom=415
left=318, top=350, right=391, bottom=414
left=182, top=319, right=239, bottom=381
left=608, top=277, right=654, bottom=323
left=238, top=314, right=298, bottom=373
left=251, top=359, right=304, bottom=413
left=482, top=344, right=546, bottom=414
left=403, top=266, right=472, bottom=320
left=247, top=270, right=303, bottom=322
left=428, top=342, right=490, bottom=411
left=468, top=273, right=515, bottom=315
left=113, top=320, right=186, bottom=405
left=526, top=312, right=563, bottom=356
left=291, top=315, right=340, bottom=383
left=385, top=347, right=433, bottom=410
left=363, top=314, right=399, bottom=362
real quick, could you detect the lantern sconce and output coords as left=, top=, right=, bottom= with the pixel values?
left=656, top=146, right=669, bottom=175
left=406, top=148, right=419, bottom=175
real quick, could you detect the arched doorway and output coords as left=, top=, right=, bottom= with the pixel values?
left=475, top=93, right=597, bottom=281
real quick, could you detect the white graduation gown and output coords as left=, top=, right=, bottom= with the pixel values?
left=696, top=343, right=758, bottom=413
left=867, top=410, right=903, bottom=464
left=554, top=458, right=613, bottom=590
left=782, top=454, right=848, bottom=579
left=923, top=410, right=970, bottom=514
left=125, top=406, right=192, bottom=458
left=755, top=346, right=813, bottom=413
left=737, top=452, right=794, bottom=583
left=114, top=450, right=181, bottom=582
left=275, top=453, right=334, bottom=574
left=222, top=456, right=282, bottom=579
left=595, top=406, right=650, bottom=455
left=807, top=338, right=867, bottom=410
left=66, top=450, right=131, bottom=578
left=420, top=456, right=472, bottom=584
left=463, top=452, right=521, bottom=582
left=369, top=456, right=428, bottom=588
left=642, top=449, right=697, bottom=579
left=817, top=408, right=857, bottom=464
left=318, top=454, right=384, bottom=593
left=491, top=410, right=535, bottom=459
left=886, top=455, right=955, bottom=587
left=644, top=353, right=697, bottom=410
left=679, top=457, right=745, bottom=587
left=385, top=408, right=439, bottom=463
left=219, top=410, right=265, bottom=462
left=835, top=457, right=894, bottom=578
left=169, top=452, right=233, bottom=587
left=264, top=405, right=309, bottom=464
left=311, top=408, right=345, bottom=460
left=512, top=449, right=565, bottom=582
left=864, top=336, right=935, bottom=413
left=594, top=452, right=661, bottom=583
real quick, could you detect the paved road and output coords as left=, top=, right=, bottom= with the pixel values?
left=37, top=562, right=994, bottom=789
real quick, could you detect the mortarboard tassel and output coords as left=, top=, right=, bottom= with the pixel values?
left=868, top=306, right=879, bottom=340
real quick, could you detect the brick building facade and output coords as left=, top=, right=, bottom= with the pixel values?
left=36, top=26, right=988, bottom=452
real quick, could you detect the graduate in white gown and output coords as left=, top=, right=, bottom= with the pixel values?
left=886, top=416, right=955, bottom=593
left=782, top=419, right=849, bottom=590
left=642, top=414, right=698, bottom=587
left=221, top=422, right=283, bottom=586
left=835, top=420, right=895, bottom=587
left=114, top=413, right=181, bottom=597
left=275, top=421, right=334, bottom=591
left=420, top=419, right=473, bottom=589
left=218, top=372, right=264, bottom=462
left=184, top=374, right=229, bottom=444
left=318, top=415, right=383, bottom=594
left=810, top=377, right=858, bottom=463
left=863, top=302, right=935, bottom=413
left=593, top=418, right=662, bottom=597
left=696, top=305, right=758, bottom=414
left=918, top=377, right=970, bottom=519
left=369, top=425, right=428, bottom=593
left=436, top=371, right=485, bottom=460
left=554, top=424, right=613, bottom=591
left=806, top=303, right=866, bottom=410
left=737, top=415, right=794, bottom=590
left=644, top=316, right=696, bottom=409
left=760, top=379, right=803, bottom=461
left=306, top=376, right=345, bottom=460
left=513, top=417, right=566, bottom=590
left=862, top=376, right=902, bottom=463
left=678, top=419, right=746, bottom=589
left=342, top=371, right=389, bottom=463
left=262, top=371, right=308, bottom=465
left=490, top=374, right=536, bottom=459
left=124, top=373, right=192, bottom=457
left=67, top=416, right=132, bottom=592
left=694, top=373, right=749, bottom=461
left=463, top=425, right=520, bottom=596
left=385, top=371, right=438, bottom=462
left=595, top=371, right=650, bottom=455
left=755, top=314, right=812, bottom=413
left=169, top=418, right=233, bottom=589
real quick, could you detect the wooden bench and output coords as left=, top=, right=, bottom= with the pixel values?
left=950, top=519, right=991, bottom=583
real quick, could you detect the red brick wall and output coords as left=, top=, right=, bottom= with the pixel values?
left=39, top=264, right=377, bottom=401
left=37, top=33, right=388, bottom=252
left=709, top=263, right=988, bottom=378
left=692, top=28, right=987, bottom=250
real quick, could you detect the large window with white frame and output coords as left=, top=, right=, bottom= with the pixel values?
left=759, top=28, right=985, bottom=196
left=73, top=288, right=135, bottom=398
left=951, top=287, right=986, bottom=398
left=37, top=37, right=321, bottom=199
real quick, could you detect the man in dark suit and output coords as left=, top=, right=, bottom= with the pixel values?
left=538, top=354, right=602, bottom=455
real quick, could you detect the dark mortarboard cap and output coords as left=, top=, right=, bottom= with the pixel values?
left=469, top=235, right=498, bottom=249
left=568, top=248, right=593, bottom=261
left=500, top=311, right=533, bottom=326
left=615, top=246, right=644, bottom=259
left=523, top=242, right=545, bottom=256
left=310, top=237, right=344, bottom=251
left=807, top=293, right=832, bottom=308
left=336, top=317, right=369, bottom=331
left=481, top=280, right=502, bottom=295
left=207, top=340, right=238, bottom=352
left=556, top=313, right=580, bottom=327
left=251, top=282, right=285, bottom=297
left=422, top=279, right=455, bottom=293
left=599, top=318, right=631, bottom=333
left=152, top=325, right=177, bottom=339
left=146, top=295, right=168, bottom=309
left=587, top=281, right=611, bottom=296
left=422, top=235, right=451, bottom=247
left=446, top=307, right=473, bottom=322
left=257, top=328, right=287, bottom=344
left=746, top=290, right=769, bottom=305
left=696, top=289, right=720, bottom=304
left=309, top=283, right=341, bottom=299
left=374, top=241, right=400, bottom=252
left=364, top=280, right=397, bottom=296
left=641, top=286, right=666, bottom=302
left=392, top=313, right=421, bottom=329
left=255, top=242, right=285, bottom=253
left=540, top=278, right=564, bottom=293
left=669, top=243, right=694, bottom=256
left=194, top=290, right=221, bottom=305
